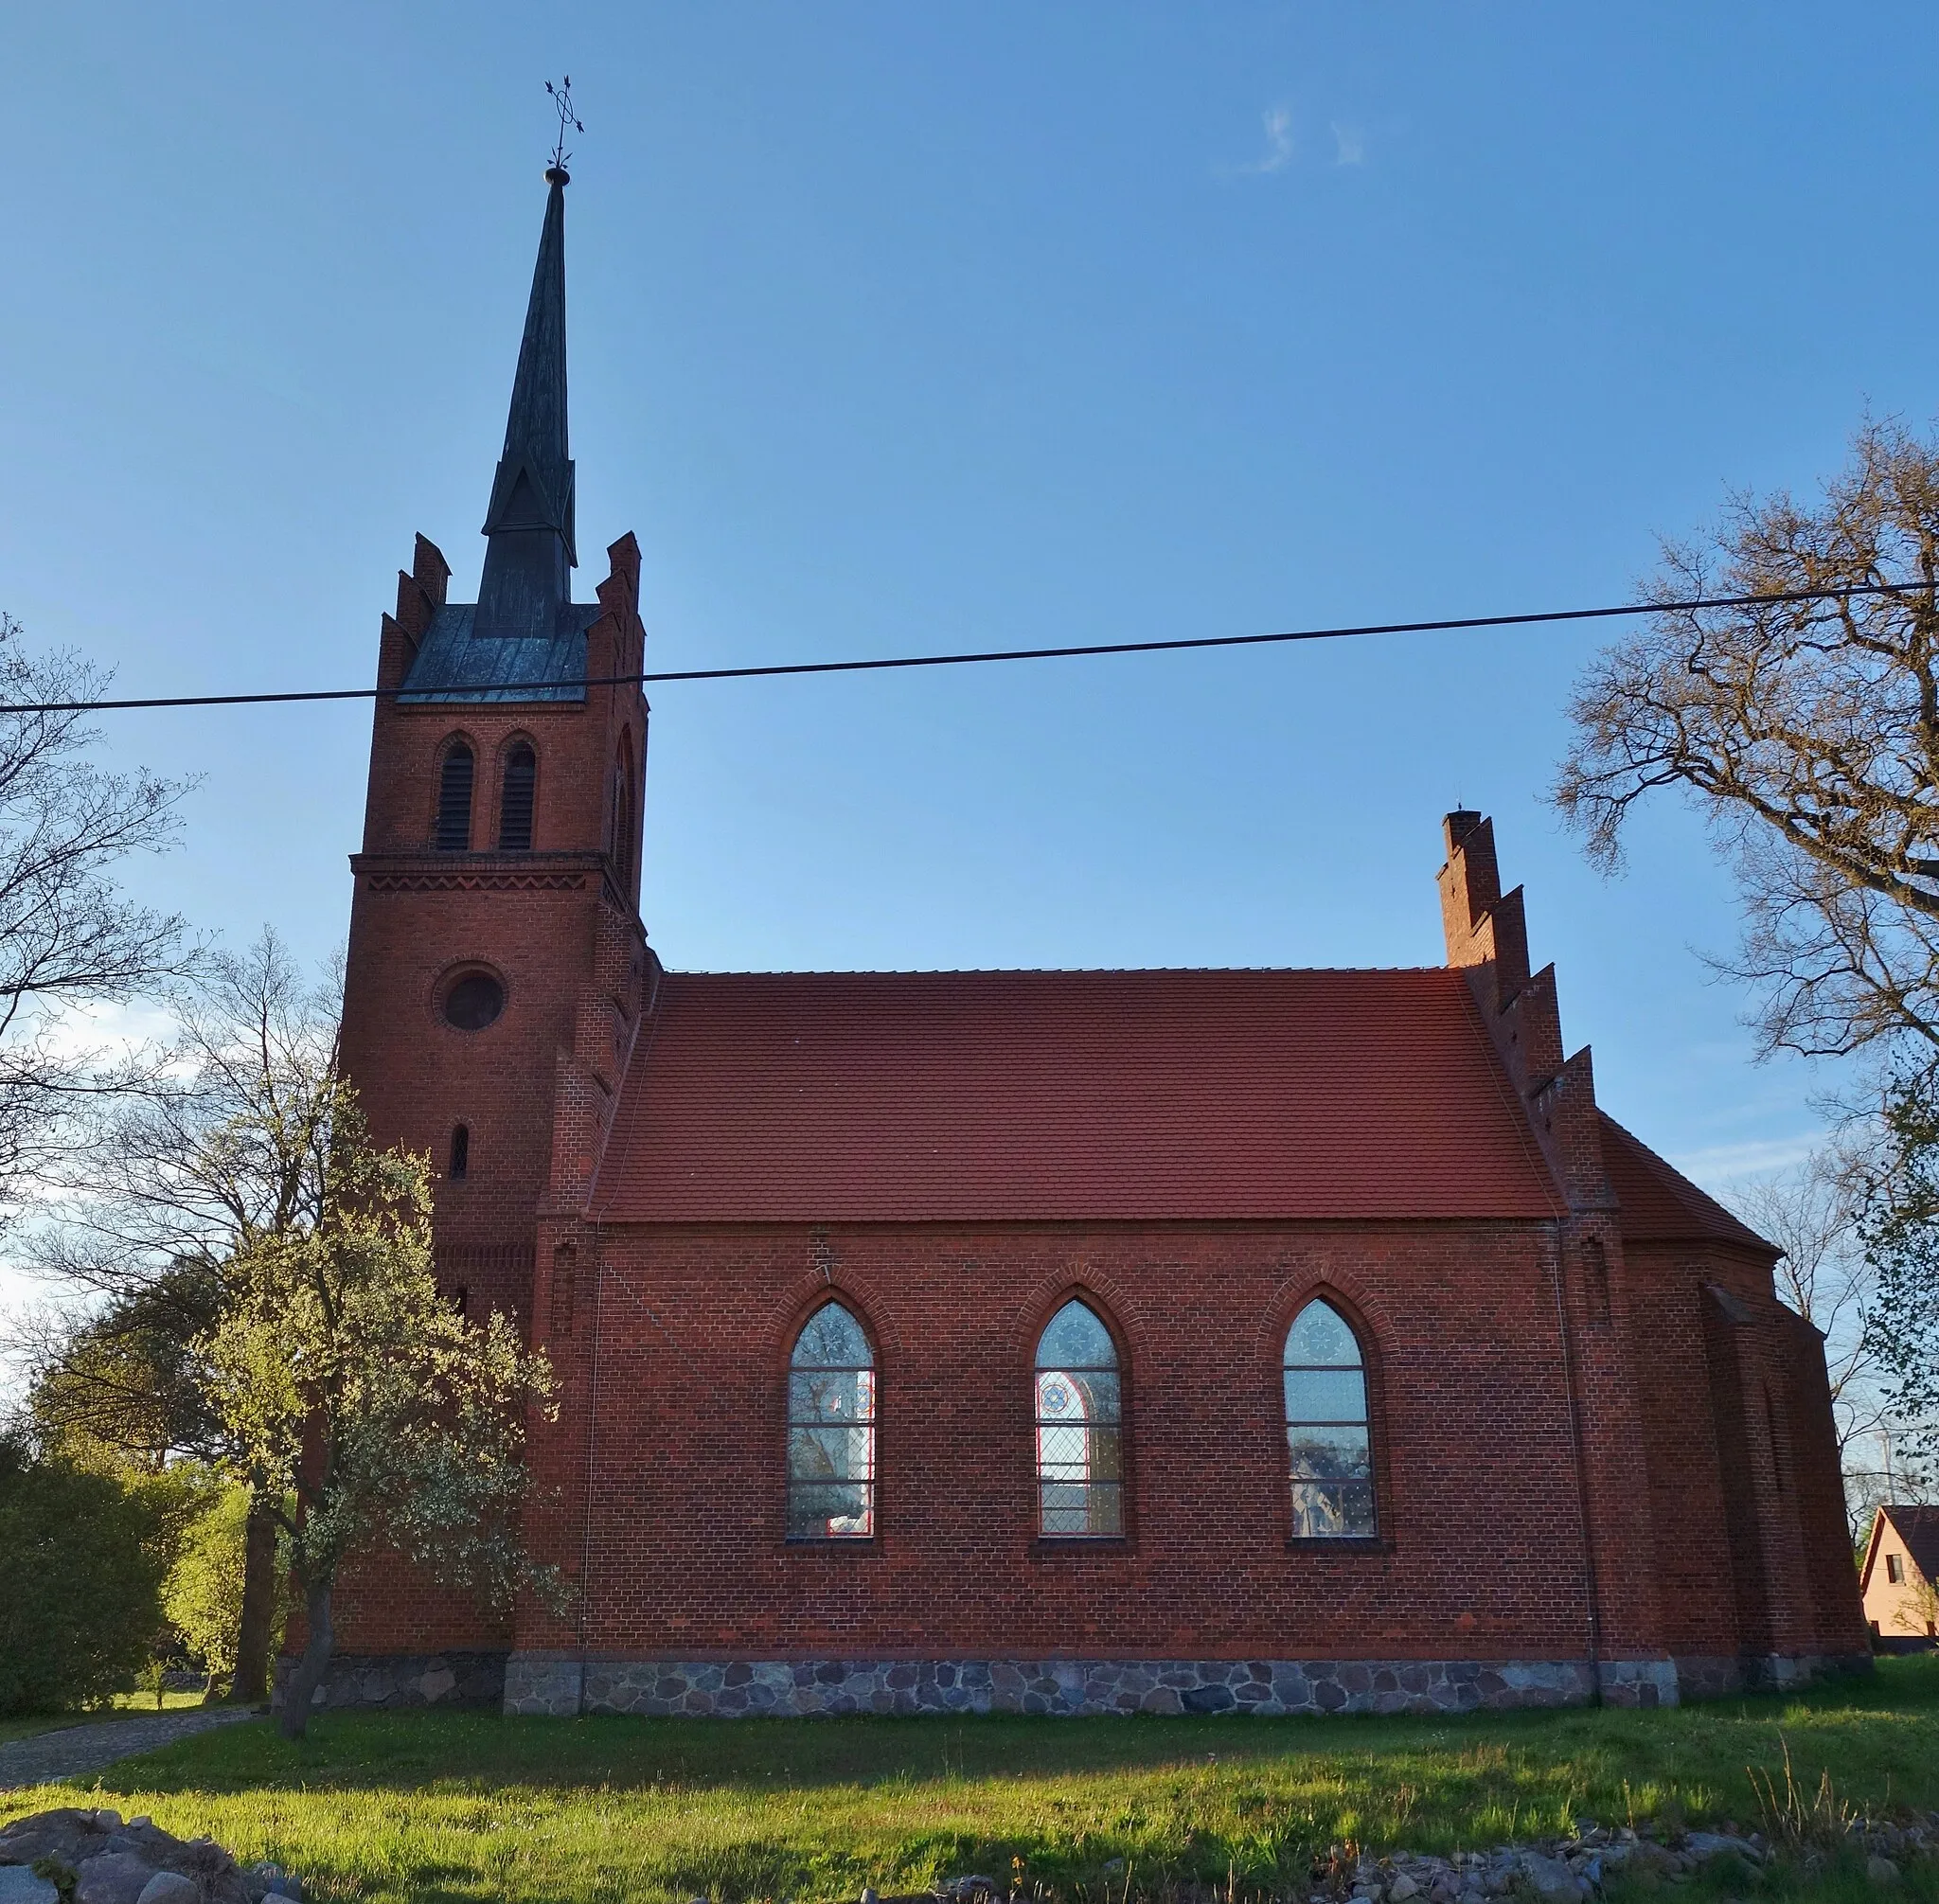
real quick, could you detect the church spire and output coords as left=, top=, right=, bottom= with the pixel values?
left=475, top=163, right=578, bottom=640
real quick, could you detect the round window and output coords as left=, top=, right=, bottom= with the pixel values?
left=442, top=971, right=505, bottom=1031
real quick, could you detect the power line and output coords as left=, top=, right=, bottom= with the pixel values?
left=0, top=578, right=1920, bottom=717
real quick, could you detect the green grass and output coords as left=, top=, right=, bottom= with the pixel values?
left=2, top=1659, right=1934, bottom=1904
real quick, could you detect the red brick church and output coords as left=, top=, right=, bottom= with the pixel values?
left=321, top=169, right=1867, bottom=1717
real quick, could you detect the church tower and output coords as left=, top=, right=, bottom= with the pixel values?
left=340, top=162, right=653, bottom=1330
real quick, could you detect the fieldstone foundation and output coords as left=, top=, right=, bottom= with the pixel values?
left=1672, top=1651, right=1873, bottom=1700
left=271, top=1649, right=507, bottom=1712
left=502, top=1652, right=1611, bottom=1717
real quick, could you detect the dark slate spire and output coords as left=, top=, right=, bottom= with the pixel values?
left=476, top=166, right=578, bottom=640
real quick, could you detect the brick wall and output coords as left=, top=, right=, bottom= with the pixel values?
left=513, top=1219, right=1611, bottom=1664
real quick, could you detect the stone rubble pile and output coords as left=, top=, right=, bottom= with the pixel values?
left=1307, top=1809, right=1937, bottom=1902
left=0, top=1809, right=301, bottom=1904
left=901, top=1809, right=1939, bottom=1904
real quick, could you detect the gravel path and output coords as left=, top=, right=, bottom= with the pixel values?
left=0, top=1709, right=260, bottom=1790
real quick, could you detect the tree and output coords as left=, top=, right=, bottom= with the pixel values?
left=1556, top=419, right=1939, bottom=1071
left=1555, top=418, right=1939, bottom=1483
left=27, top=933, right=345, bottom=1701
left=1722, top=1147, right=1892, bottom=1539
left=0, top=613, right=190, bottom=1206
left=199, top=1104, right=557, bottom=1738
left=165, top=1479, right=268, bottom=1690
left=16, top=1261, right=224, bottom=1472
left=0, top=1430, right=167, bottom=1715
left=1857, top=1081, right=1939, bottom=1489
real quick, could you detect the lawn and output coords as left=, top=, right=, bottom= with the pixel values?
left=2, top=1660, right=1934, bottom=1904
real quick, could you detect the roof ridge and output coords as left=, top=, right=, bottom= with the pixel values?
left=663, top=965, right=1462, bottom=979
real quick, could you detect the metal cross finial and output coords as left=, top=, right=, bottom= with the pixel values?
left=544, top=77, right=584, bottom=176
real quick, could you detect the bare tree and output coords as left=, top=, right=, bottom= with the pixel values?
left=1722, top=1147, right=1891, bottom=1540
left=26, top=931, right=342, bottom=1702
left=1555, top=419, right=1939, bottom=1071
left=0, top=614, right=191, bottom=1201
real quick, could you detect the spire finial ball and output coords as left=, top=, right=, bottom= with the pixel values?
left=544, top=165, right=570, bottom=187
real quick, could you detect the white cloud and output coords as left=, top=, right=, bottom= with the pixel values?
left=1668, top=1132, right=1825, bottom=1193
left=1331, top=121, right=1366, bottom=167
left=1240, top=105, right=1294, bottom=175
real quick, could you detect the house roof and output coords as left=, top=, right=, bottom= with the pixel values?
left=592, top=967, right=1565, bottom=1224
left=1597, top=1114, right=1773, bottom=1252
left=1871, top=1504, right=1939, bottom=1590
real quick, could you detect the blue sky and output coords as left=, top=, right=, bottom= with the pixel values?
left=5, top=1, right=1938, bottom=1206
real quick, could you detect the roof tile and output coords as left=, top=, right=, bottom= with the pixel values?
left=593, top=968, right=1563, bottom=1223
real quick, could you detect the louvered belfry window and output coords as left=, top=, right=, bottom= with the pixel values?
left=787, top=1302, right=876, bottom=1539
left=1035, top=1299, right=1124, bottom=1537
left=435, top=742, right=474, bottom=850
left=1285, top=1298, right=1377, bottom=1539
left=499, top=742, right=536, bottom=850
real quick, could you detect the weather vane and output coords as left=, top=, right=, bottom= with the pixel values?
left=544, top=77, right=583, bottom=179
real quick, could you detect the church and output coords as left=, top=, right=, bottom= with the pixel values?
left=321, top=167, right=1869, bottom=1717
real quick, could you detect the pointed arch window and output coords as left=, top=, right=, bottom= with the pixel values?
left=609, top=736, right=637, bottom=891
left=1035, top=1298, right=1123, bottom=1537
left=787, top=1302, right=876, bottom=1539
left=435, top=742, right=474, bottom=851
left=498, top=741, right=537, bottom=850
left=1285, top=1298, right=1377, bottom=1539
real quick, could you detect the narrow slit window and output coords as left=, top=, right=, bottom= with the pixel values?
left=449, top=1124, right=470, bottom=1180
left=1035, top=1299, right=1123, bottom=1537
left=499, top=742, right=536, bottom=850
left=435, top=743, right=474, bottom=851
left=1581, top=1237, right=1611, bottom=1326
left=550, top=1243, right=576, bottom=1339
left=1285, top=1298, right=1378, bottom=1539
left=787, top=1302, right=876, bottom=1539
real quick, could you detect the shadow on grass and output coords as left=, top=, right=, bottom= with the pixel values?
left=80, top=1655, right=1939, bottom=1810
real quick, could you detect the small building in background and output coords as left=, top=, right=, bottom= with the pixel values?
left=1860, top=1505, right=1939, bottom=1648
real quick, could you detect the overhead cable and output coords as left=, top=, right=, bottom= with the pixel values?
left=0, top=578, right=1918, bottom=717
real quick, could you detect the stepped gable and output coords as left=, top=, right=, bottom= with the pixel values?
left=1598, top=1112, right=1772, bottom=1250
left=591, top=965, right=1564, bottom=1224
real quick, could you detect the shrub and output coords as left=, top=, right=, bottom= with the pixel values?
left=0, top=1430, right=166, bottom=1714
left=165, top=1480, right=262, bottom=1686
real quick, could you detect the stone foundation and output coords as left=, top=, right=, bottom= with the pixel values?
left=503, top=1653, right=1605, bottom=1717
left=271, top=1649, right=507, bottom=1712
left=1671, top=1651, right=1874, bottom=1701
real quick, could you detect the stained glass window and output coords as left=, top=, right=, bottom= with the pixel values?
left=787, top=1301, right=876, bottom=1539
left=1285, top=1298, right=1377, bottom=1539
left=1036, top=1298, right=1123, bottom=1537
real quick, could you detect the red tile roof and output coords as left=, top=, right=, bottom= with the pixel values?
left=1597, top=1114, right=1773, bottom=1251
left=593, top=969, right=1564, bottom=1224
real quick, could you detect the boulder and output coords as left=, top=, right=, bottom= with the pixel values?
left=0, top=1869, right=59, bottom=1904
left=136, top=1878, right=200, bottom=1904
left=75, top=1852, right=161, bottom=1904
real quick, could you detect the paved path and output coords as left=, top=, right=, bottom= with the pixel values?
left=0, top=1710, right=260, bottom=1790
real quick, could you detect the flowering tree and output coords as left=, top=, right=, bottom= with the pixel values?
left=200, top=1100, right=560, bottom=1738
